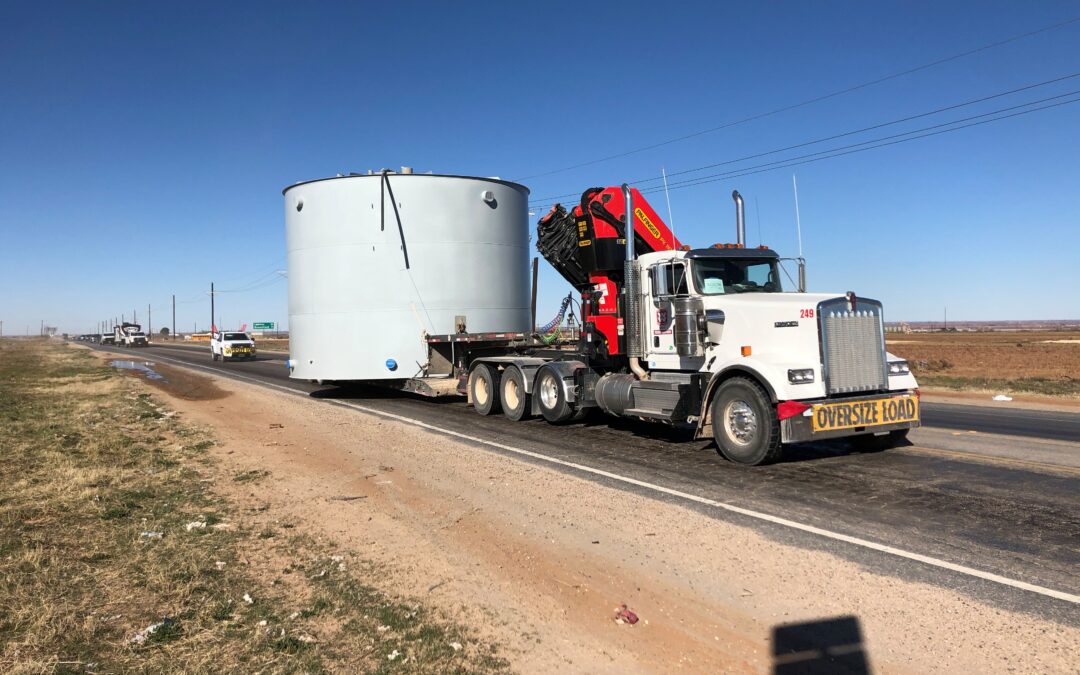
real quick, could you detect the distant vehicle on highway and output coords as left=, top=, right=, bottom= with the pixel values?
left=114, top=322, right=148, bottom=347
left=211, top=331, right=256, bottom=362
left=100, top=333, right=116, bottom=345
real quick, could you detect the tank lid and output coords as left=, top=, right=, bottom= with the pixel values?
left=282, top=172, right=530, bottom=195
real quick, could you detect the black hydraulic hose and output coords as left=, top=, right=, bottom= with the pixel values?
left=536, top=203, right=588, bottom=288
left=381, top=171, right=410, bottom=269
left=380, top=170, right=387, bottom=232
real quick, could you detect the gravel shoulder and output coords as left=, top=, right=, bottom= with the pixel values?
left=104, top=352, right=1079, bottom=673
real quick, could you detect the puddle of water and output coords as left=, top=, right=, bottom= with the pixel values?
left=109, top=360, right=167, bottom=382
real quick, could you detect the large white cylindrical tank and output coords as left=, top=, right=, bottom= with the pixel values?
left=283, top=173, right=531, bottom=381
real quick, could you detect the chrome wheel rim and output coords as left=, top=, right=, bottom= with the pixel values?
left=539, top=374, right=559, bottom=410
left=724, top=400, right=758, bottom=446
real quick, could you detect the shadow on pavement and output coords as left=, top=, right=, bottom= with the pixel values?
left=771, top=615, right=869, bottom=674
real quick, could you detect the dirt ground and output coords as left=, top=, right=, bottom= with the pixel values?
left=94, top=351, right=1078, bottom=674
left=886, top=331, right=1080, bottom=398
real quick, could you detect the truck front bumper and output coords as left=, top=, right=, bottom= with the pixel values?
left=780, top=390, right=920, bottom=444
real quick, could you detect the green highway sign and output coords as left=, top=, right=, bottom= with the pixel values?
left=253, top=322, right=276, bottom=330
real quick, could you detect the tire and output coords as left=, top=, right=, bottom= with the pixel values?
left=535, top=366, right=575, bottom=423
left=710, top=376, right=782, bottom=465
left=500, top=367, right=531, bottom=422
left=469, top=364, right=500, bottom=415
left=212, top=350, right=219, bottom=362
left=851, top=429, right=909, bottom=453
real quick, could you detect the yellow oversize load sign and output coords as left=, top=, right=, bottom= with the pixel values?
left=811, top=396, right=919, bottom=432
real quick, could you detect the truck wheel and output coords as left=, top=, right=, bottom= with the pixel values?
left=500, top=367, right=530, bottom=422
left=711, top=377, right=782, bottom=465
left=469, top=364, right=500, bottom=415
left=535, top=366, right=575, bottom=423
left=212, top=351, right=218, bottom=362
left=851, top=429, right=909, bottom=452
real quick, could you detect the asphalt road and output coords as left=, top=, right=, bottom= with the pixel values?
left=86, top=340, right=1080, bottom=624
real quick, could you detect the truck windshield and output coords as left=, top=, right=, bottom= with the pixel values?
left=692, top=258, right=782, bottom=294
left=225, top=333, right=249, bottom=341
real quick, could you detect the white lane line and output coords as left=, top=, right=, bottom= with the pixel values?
left=135, top=351, right=1080, bottom=606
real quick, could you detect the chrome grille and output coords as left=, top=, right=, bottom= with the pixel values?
left=820, top=299, right=887, bottom=394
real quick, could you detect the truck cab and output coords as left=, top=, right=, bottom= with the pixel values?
left=211, top=331, right=257, bottom=362
left=637, top=245, right=919, bottom=464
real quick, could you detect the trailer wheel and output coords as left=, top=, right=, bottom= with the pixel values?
left=535, top=366, right=576, bottom=423
left=851, top=429, right=908, bottom=452
left=710, top=377, right=782, bottom=465
left=469, top=364, right=501, bottom=415
left=500, top=367, right=530, bottom=422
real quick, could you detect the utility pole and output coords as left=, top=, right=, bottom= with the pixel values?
left=172, top=294, right=176, bottom=341
left=148, top=303, right=152, bottom=339
left=40, top=319, right=44, bottom=336
left=210, top=282, right=215, bottom=334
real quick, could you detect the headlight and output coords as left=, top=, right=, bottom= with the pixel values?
left=888, top=360, right=910, bottom=376
left=788, top=368, right=815, bottom=384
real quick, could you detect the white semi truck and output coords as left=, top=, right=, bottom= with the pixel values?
left=114, top=322, right=148, bottom=347
left=284, top=176, right=919, bottom=465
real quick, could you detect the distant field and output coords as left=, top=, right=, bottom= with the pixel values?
left=886, top=331, right=1080, bottom=397
left=253, top=337, right=289, bottom=352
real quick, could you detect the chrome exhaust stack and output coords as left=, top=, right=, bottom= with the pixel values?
left=622, top=184, right=649, bottom=380
left=732, top=190, right=746, bottom=246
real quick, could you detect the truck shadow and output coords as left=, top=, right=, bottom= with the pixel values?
left=772, top=615, right=870, bottom=674
left=576, top=411, right=909, bottom=466
left=308, top=386, right=910, bottom=465
left=309, top=382, right=463, bottom=406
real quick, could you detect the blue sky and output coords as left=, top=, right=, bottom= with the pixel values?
left=1, top=1, right=1078, bottom=335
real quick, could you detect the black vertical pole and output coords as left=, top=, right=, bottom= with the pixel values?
left=530, top=257, right=539, bottom=336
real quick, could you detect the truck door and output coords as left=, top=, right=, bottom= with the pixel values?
left=646, top=260, right=688, bottom=368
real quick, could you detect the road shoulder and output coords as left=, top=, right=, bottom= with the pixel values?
left=96, top=348, right=1080, bottom=673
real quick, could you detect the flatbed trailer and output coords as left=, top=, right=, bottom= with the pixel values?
left=374, top=331, right=579, bottom=398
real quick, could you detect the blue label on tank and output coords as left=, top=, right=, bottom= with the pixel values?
left=385, top=358, right=398, bottom=371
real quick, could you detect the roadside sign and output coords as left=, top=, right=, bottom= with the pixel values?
left=253, top=322, right=275, bottom=330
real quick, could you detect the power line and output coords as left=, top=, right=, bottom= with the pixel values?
left=635, top=94, right=1080, bottom=196
left=629, top=72, right=1080, bottom=187
left=529, top=76, right=1080, bottom=207
left=515, top=15, right=1080, bottom=182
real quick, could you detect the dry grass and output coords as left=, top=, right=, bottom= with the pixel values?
left=0, top=339, right=506, bottom=673
left=254, top=338, right=289, bottom=353
left=886, top=331, right=1080, bottom=397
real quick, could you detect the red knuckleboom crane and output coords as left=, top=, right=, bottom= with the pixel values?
left=536, top=186, right=681, bottom=360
